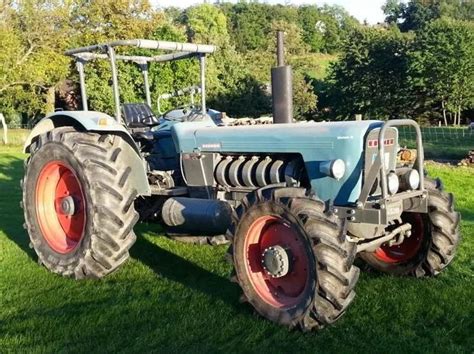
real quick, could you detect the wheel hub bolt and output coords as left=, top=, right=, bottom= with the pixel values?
left=261, top=245, right=291, bottom=278
left=60, top=196, right=76, bottom=216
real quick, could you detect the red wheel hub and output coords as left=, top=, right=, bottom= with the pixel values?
left=244, top=215, right=310, bottom=308
left=374, top=213, right=425, bottom=263
left=35, top=161, right=86, bottom=254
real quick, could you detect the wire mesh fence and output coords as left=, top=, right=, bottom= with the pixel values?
left=398, top=126, right=474, bottom=141
left=1, top=128, right=30, bottom=147
left=398, top=126, right=474, bottom=160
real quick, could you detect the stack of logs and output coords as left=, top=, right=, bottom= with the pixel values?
left=458, top=150, right=474, bottom=166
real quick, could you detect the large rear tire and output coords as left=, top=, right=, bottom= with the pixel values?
left=227, top=187, right=359, bottom=331
left=360, top=178, right=461, bottom=276
left=22, top=127, right=139, bottom=279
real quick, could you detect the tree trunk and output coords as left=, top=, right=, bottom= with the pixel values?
left=0, top=113, right=7, bottom=144
left=45, top=86, right=56, bottom=114
left=441, top=100, right=448, bottom=126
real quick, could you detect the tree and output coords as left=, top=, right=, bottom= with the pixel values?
left=382, top=0, right=405, bottom=25
left=383, top=0, right=441, bottom=31
left=409, top=19, right=474, bottom=125
left=182, top=4, right=263, bottom=117
left=183, top=3, right=230, bottom=46
left=70, top=0, right=164, bottom=45
left=0, top=0, right=72, bottom=119
left=225, top=2, right=270, bottom=52
left=70, top=0, right=166, bottom=114
left=327, top=27, right=414, bottom=120
left=297, top=5, right=325, bottom=52
left=383, top=0, right=473, bottom=31
left=439, top=0, right=474, bottom=21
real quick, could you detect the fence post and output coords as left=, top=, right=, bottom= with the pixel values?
left=0, top=113, right=7, bottom=144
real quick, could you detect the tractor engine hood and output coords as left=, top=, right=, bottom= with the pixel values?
left=171, top=120, right=384, bottom=205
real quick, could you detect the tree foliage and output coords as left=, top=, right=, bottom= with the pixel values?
left=409, top=19, right=474, bottom=125
left=325, top=16, right=473, bottom=125
left=383, top=0, right=473, bottom=32
left=0, top=0, right=472, bottom=126
left=328, top=28, right=413, bottom=120
left=0, top=0, right=72, bottom=120
left=1, top=1, right=346, bottom=123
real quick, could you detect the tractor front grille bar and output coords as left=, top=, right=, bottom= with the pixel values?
left=358, top=119, right=425, bottom=206
left=378, top=119, right=424, bottom=198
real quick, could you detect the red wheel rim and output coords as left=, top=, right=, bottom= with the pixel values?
left=243, top=215, right=310, bottom=309
left=374, top=213, right=425, bottom=263
left=35, top=161, right=86, bottom=254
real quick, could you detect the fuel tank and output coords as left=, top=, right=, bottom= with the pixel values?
left=171, top=120, right=384, bottom=205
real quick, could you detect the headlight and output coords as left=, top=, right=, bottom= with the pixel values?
left=320, top=159, right=346, bottom=180
left=331, top=159, right=346, bottom=180
left=398, top=169, right=420, bottom=191
left=407, top=169, right=420, bottom=190
left=387, top=172, right=399, bottom=195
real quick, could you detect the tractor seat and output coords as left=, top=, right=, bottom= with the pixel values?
left=122, top=103, right=160, bottom=129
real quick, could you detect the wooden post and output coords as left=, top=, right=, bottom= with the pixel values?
left=355, top=114, right=362, bottom=121
left=0, top=113, right=7, bottom=144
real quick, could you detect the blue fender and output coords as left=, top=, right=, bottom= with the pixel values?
left=24, top=111, right=150, bottom=196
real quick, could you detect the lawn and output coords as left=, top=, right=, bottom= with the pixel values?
left=0, top=147, right=473, bottom=353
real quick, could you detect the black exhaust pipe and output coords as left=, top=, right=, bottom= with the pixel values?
left=271, top=31, right=293, bottom=124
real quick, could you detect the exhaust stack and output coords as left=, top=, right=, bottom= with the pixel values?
left=271, top=31, right=293, bottom=124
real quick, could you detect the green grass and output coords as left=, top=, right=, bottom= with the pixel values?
left=0, top=148, right=473, bottom=353
left=1, top=128, right=30, bottom=148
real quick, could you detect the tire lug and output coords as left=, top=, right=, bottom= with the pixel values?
left=239, top=294, right=248, bottom=303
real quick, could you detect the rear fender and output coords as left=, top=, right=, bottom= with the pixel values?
left=24, top=111, right=150, bottom=196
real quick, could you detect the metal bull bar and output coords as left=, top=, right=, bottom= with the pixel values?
left=357, top=119, right=425, bottom=207
left=335, top=119, right=427, bottom=225
left=379, top=119, right=424, bottom=198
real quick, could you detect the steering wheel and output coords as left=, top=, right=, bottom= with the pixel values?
left=140, top=114, right=160, bottom=127
left=162, top=105, right=195, bottom=122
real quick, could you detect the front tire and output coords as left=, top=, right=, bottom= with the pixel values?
left=23, top=127, right=139, bottom=279
left=360, top=178, right=461, bottom=276
left=227, top=187, right=359, bottom=331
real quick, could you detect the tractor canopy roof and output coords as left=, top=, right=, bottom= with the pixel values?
left=65, top=39, right=216, bottom=121
left=65, top=39, right=216, bottom=63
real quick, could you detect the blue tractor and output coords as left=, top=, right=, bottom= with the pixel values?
left=22, top=36, right=460, bottom=331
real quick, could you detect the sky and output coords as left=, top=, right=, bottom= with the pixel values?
left=152, top=0, right=389, bottom=24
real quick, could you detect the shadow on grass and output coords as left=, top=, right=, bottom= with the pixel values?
left=0, top=154, right=36, bottom=259
left=459, top=208, right=474, bottom=223
left=0, top=154, right=241, bottom=307
left=131, top=228, right=241, bottom=307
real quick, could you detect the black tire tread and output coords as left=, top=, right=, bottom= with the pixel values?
left=413, top=180, right=461, bottom=277
left=23, top=127, right=139, bottom=279
left=360, top=177, right=461, bottom=277
left=227, top=187, right=359, bottom=331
